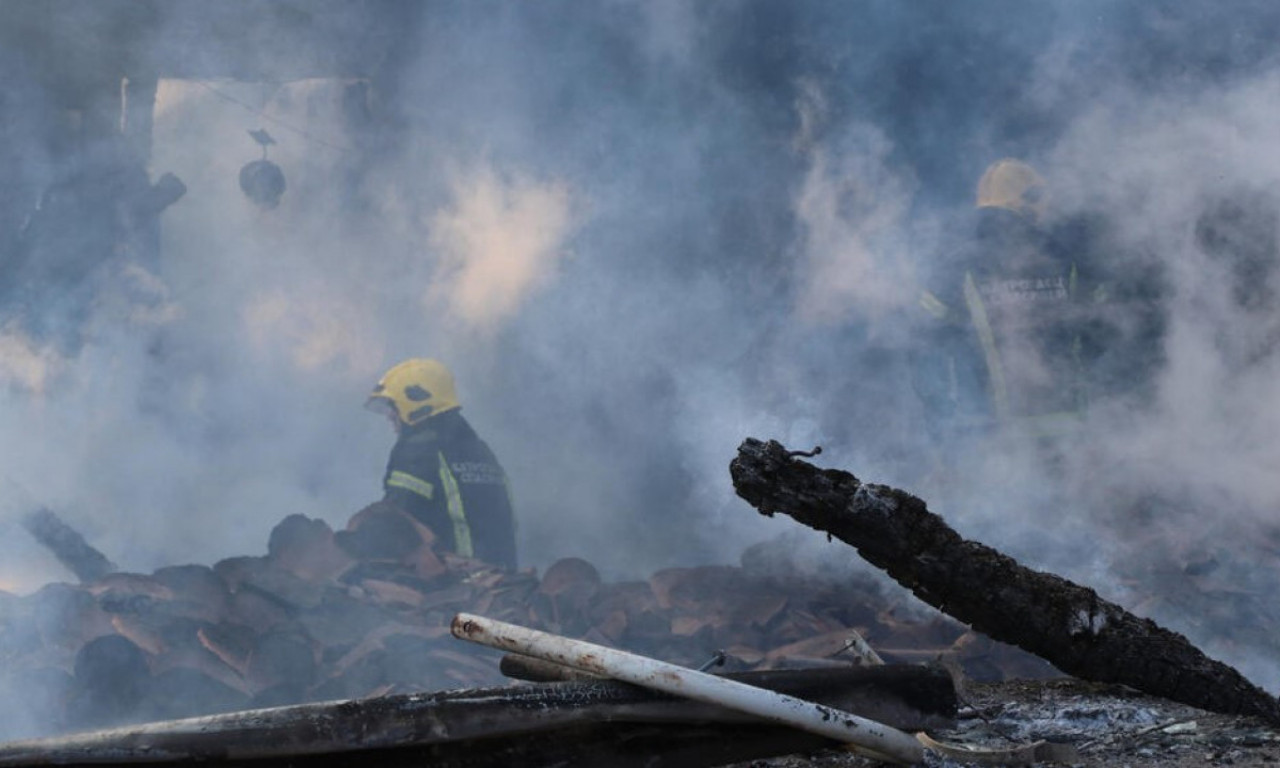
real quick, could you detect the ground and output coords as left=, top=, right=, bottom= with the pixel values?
left=731, top=678, right=1280, bottom=767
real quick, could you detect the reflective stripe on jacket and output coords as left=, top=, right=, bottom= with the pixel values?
left=917, top=263, right=1097, bottom=437
left=380, top=409, right=517, bottom=569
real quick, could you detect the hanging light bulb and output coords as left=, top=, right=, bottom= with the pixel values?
left=240, top=128, right=286, bottom=209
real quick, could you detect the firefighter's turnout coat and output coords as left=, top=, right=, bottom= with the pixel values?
left=381, top=409, right=517, bottom=570
left=913, top=208, right=1112, bottom=442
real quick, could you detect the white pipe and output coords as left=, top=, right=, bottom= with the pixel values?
left=451, top=613, right=923, bottom=765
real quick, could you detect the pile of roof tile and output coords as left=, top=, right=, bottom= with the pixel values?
left=0, top=502, right=1057, bottom=737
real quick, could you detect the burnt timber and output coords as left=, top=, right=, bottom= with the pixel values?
left=21, top=509, right=117, bottom=585
left=729, top=437, right=1280, bottom=725
left=0, top=666, right=955, bottom=767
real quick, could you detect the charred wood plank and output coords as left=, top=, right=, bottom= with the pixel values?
left=0, top=722, right=843, bottom=768
left=236, top=722, right=853, bottom=768
left=0, top=667, right=953, bottom=765
left=22, top=508, right=117, bottom=584
left=729, top=437, right=1280, bottom=725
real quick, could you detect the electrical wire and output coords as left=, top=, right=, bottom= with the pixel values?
left=191, top=79, right=358, bottom=154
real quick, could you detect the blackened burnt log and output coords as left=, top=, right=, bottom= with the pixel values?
left=730, top=438, right=1280, bottom=725
left=22, top=508, right=117, bottom=584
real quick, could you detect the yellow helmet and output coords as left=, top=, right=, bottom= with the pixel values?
left=365, top=358, right=461, bottom=425
left=976, top=159, right=1048, bottom=221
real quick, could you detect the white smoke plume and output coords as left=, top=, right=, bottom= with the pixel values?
left=2, top=4, right=1280, bottom=737
left=425, top=166, right=576, bottom=334
left=790, top=80, right=918, bottom=326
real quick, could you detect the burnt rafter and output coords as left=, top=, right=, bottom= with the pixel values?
left=729, top=437, right=1280, bottom=725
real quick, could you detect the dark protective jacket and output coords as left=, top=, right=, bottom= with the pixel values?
left=381, top=408, right=517, bottom=569
left=912, top=208, right=1111, bottom=442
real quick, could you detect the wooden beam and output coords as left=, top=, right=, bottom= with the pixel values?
left=730, top=437, right=1280, bottom=725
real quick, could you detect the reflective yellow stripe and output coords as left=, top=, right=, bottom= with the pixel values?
left=503, top=475, right=517, bottom=539
left=919, top=290, right=949, bottom=319
left=438, top=452, right=473, bottom=558
left=387, top=470, right=434, bottom=500
left=962, top=272, right=1010, bottom=423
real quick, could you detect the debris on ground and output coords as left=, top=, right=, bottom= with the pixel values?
left=2, top=442, right=1277, bottom=766
left=3, top=501, right=1050, bottom=737
left=731, top=678, right=1280, bottom=767
left=0, top=654, right=955, bottom=767
left=730, top=437, right=1280, bottom=725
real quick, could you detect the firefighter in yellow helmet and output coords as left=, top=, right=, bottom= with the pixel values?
left=365, top=358, right=517, bottom=569
left=913, top=159, right=1108, bottom=446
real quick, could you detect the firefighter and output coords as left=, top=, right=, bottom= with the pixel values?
left=365, top=358, right=517, bottom=569
left=912, top=159, right=1109, bottom=448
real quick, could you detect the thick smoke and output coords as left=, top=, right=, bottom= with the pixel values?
left=2, top=1, right=1280, bottom=729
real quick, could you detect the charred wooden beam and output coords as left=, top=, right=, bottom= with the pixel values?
left=0, top=667, right=953, bottom=766
left=0, top=722, right=850, bottom=768
left=729, top=438, right=1280, bottom=725
left=22, top=508, right=117, bottom=584
left=499, top=652, right=602, bottom=682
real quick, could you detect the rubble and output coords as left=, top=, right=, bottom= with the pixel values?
left=734, top=677, right=1280, bottom=768
left=451, top=613, right=926, bottom=763
left=3, top=503, right=1050, bottom=740
left=6, top=444, right=1276, bottom=766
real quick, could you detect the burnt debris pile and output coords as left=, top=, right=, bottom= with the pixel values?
left=4, top=502, right=1048, bottom=737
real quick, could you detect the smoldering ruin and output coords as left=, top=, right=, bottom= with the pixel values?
left=3, top=1, right=1280, bottom=766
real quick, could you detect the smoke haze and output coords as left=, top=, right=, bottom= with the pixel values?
left=3, top=0, right=1280, bottom=728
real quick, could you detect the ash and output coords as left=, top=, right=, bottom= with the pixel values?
left=737, top=678, right=1280, bottom=768
left=949, top=679, right=1170, bottom=744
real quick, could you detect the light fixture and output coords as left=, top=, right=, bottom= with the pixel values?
left=239, top=128, right=286, bottom=210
